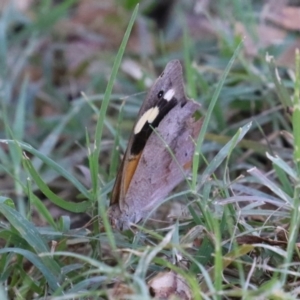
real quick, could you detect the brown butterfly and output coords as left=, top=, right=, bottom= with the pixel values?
left=108, top=60, right=202, bottom=230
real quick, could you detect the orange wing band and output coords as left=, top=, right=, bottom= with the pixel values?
left=123, top=152, right=142, bottom=194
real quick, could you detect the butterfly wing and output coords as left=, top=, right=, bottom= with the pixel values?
left=110, top=100, right=202, bottom=229
left=110, top=60, right=187, bottom=208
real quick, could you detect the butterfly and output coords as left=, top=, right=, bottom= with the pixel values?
left=108, top=60, right=202, bottom=230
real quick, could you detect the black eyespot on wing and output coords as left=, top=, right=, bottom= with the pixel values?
left=158, top=91, right=164, bottom=98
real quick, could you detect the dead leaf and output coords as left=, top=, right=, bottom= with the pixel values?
left=235, top=22, right=286, bottom=58
left=148, top=271, right=192, bottom=300
left=121, top=60, right=153, bottom=88
left=265, top=5, right=300, bottom=31
left=107, top=282, right=134, bottom=300
left=236, top=235, right=287, bottom=246
left=187, top=14, right=219, bottom=41
left=277, top=39, right=300, bottom=68
left=54, top=0, right=154, bottom=73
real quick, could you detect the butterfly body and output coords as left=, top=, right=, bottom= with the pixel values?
left=108, top=60, right=202, bottom=230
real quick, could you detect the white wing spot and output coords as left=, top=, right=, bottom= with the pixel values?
left=148, top=106, right=159, bottom=123
left=134, top=106, right=159, bottom=134
left=163, top=89, right=175, bottom=101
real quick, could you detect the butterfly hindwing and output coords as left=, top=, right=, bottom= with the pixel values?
left=118, top=100, right=202, bottom=225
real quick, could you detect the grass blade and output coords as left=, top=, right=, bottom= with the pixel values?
left=23, top=154, right=89, bottom=213
left=0, top=139, right=89, bottom=198
left=192, top=41, right=243, bottom=188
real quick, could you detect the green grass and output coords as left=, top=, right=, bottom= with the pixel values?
left=0, top=0, right=299, bottom=299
